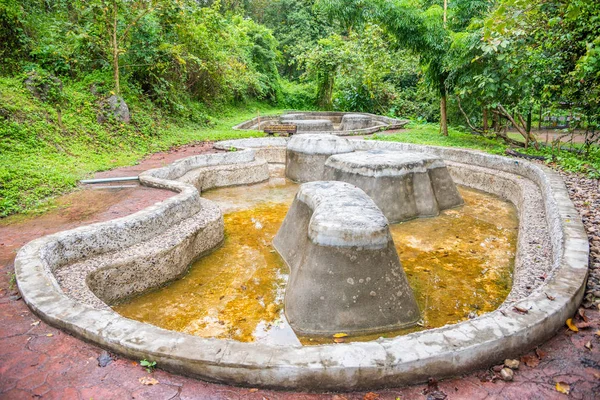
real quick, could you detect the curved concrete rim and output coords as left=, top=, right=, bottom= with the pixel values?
left=15, top=138, right=588, bottom=391
left=232, top=111, right=409, bottom=136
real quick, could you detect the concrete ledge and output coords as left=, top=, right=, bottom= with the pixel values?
left=215, top=137, right=288, bottom=164
left=178, top=159, right=269, bottom=192
left=14, top=137, right=588, bottom=391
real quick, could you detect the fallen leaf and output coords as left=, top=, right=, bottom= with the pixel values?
left=249, top=388, right=259, bottom=393
left=575, top=321, right=593, bottom=329
left=545, top=293, right=556, bottom=301
left=46, top=333, right=53, bottom=337
left=31, top=321, right=40, bottom=326
left=139, top=376, right=159, bottom=386
left=513, top=306, right=529, bottom=314
left=535, top=348, right=546, bottom=359
left=555, top=381, right=570, bottom=395
left=578, top=308, right=589, bottom=322
left=566, top=318, right=579, bottom=332
left=364, top=392, right=380, bottom=400
left=333, top=333, right=348, bottom=338
left=521, top=354, right=540, bottom=368
left=594, top=372, right=600, bottom=380
left=333, top=338, right=346, bottom=343
left=585, top=341, right=593, bottom=350
left=595, top=330, right=600, bottom=337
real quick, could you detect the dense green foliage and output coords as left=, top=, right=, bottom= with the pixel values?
left=1, top=0, right=599, bottom=216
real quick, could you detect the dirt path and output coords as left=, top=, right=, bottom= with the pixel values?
left=0, top=143, right=599, bottom=399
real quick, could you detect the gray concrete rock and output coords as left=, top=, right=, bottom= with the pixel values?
left=340, top=113, right=378, bottom=131
left=281, top=119, right=334, bottom=132
left=98, top=95, right=131, bottom=123
left=273, top=181, right=420, bottom=336
left=323, top=150, right=463, bottom=223
left=285, top=134, right=354, bottom=182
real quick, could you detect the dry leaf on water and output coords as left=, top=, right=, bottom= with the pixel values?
left=333, top=333, right=348, bottom=338
left=566, top=318, right=579, bottom=332
left=139, top=376, right=159, bottom=386
left=555, top=381, right=570, bottom=395
left=585, top=341, right=593, bottom=350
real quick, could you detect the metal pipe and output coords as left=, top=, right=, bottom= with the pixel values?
left=80, top=176, right=139, bottom=184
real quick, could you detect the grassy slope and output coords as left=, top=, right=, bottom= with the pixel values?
left=0, top=75, right=281, bottom=217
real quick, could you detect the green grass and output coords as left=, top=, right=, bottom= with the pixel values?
left=372, top=123, right=508, bottom=154
left=372, top=122, right=600, bottom=178
left=0, top=75, right=282, bottom=217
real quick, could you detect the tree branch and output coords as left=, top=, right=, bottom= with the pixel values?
left=456, top=96, right=484, bottom=135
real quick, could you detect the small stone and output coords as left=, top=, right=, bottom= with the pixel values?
left=500, top=367, right=514, bottom=381
left=97, top=351, right=114, bottom=367
left=504, top=359, right=520, bottom=370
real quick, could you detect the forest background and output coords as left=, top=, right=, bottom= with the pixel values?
left=1, top=0, right=599, bottom=216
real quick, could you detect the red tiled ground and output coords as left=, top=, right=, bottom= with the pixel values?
left=1, top=142, right=599, bottom=399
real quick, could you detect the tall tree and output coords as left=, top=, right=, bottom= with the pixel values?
left=90, top=0, right=163, bottom=95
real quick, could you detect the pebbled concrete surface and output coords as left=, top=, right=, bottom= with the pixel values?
left=1, top=142, right=599, bottom=399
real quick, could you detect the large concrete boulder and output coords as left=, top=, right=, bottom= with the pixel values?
left=281, top=119, right=334, bottom=132
left=285, top=134, right=354, bottom=182
left=324, top=150, right=463, bottom=223
left=273, top=181, right=420, bottom=336
left=340, top=113, right=377, bottom=131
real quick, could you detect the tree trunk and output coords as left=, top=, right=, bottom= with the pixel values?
left=317, top=71, right=335, bottom=110
left=440, top=94, right=448, bottom=136
left=443, top=0, right=447, bottom=27
left=112, top=0, right=120, bottom=95
left=483, top=108, right=489, bottom=132
left=526, top=109, right=532, bottom=135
